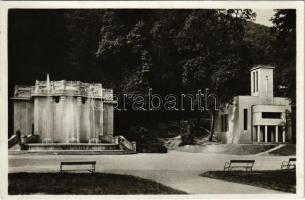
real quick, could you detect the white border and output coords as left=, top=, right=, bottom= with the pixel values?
left=296, top=1, right=305, bottom=198
left=0, top=1, right=304, bottom=9
left=0, top=1, right=304, bottom=200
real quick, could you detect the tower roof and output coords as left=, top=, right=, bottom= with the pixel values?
left=250, top=65, right=275, bottom=72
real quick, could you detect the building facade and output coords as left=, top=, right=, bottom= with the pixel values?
left=215, top=65, right=292, bottom=144
left=11, top=75, right=116, bottom=143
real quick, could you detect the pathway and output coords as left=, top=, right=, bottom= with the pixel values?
left=9, top=151, right=291, bottom=194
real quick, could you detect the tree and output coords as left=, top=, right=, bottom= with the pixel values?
left=122, top=21, right=152, bottom=93
left=10, top=9, right=275, bottom=141
left=271, top=9, right=296, bottom=103
left=64, top=10, right=104, bottom=81
left=271, top=9, right=296, bottom=143
left=177, top=9, right=256, bottom=141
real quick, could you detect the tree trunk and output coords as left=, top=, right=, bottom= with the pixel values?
left=209, top=109, right=216, bottom=141
left=291, top=105, right=296, bottom=144
left=195, top=114, right=201, bottom=130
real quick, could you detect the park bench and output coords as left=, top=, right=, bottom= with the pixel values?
left=281, top=158, right=296, bottom=170
left=224, top=160, right=255, bottom=172
left=60, top=161, right=96, bottom=173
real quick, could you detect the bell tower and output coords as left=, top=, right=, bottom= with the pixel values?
left=250, top=65, right=275, bottom=104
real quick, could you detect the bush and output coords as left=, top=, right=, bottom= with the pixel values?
left=137, top=143, right=168, bottom=153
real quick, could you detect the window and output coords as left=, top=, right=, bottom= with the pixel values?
left=256, top=71, right=258, bottom=92
left=253, top=72, right=255, bottom=93
left=262, top=112, right=281, bottom=119
left=221, top=114, right=228, bottom=132
left=244, top=109, right=248, bottom=130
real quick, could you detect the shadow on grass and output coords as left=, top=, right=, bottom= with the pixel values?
left=9, top=172, right=187, bottom=195
left=268, top=144, right=296, bottom=156
left=201, top=170, right=296, bottom=193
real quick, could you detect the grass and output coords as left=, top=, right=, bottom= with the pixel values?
left=9, top=172, right=187, bottom=195
left=226, top=144, right=276, bottom=155
left=268, top=144, right=296, bottom=156
left=174, top=144, right=276, bottom=155
left=201, top=170, right=296, bottom=193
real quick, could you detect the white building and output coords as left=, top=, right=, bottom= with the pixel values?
left=215, top=65, right=292, bottom=144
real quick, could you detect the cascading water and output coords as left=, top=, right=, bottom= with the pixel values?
left=67, top=97, right=79, bottom=143
left=85, top=86, right=104, bottom=144
left=43, top=74, right=52, bottom=143
left=90, top=89, right=99, bottom=143
left=39, top=77, right=105, bottom=145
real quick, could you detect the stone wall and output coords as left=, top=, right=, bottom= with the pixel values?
left=13, top=100, right=34, bottom=136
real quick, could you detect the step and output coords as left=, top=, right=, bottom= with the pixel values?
left=26, top=143, right=120, bottom=151
left=9, top=149, right=136, bottom=155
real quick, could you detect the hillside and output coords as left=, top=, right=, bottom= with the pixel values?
left=244, top=21, right=275, bottom=65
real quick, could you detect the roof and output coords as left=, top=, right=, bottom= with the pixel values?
left=250, top=65, right=275, bottom=71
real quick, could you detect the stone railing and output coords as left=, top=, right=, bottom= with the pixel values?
left=8, top=134, right=19, bottom=148
left=15, top=80, right=114, bottom=100
left=13, top=85, right=34, bottom=99
left=115, top=136, right=136, bottom=152
left=102, top=89, right=113, bottom=100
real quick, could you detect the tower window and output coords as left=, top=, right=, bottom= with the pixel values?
left=221, top=114, right=228, bottom=132
left=253, top=72, right=255, bottom=93
left=256, top=71, right=258, bottom=92
left=244, top=109, right=248, bottom=130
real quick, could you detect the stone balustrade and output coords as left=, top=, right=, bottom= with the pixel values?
left=13, top=80, right=114, bottom=100
left=116, top=135, right=137, bottom=152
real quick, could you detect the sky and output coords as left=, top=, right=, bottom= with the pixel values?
left=252, top=9, right=276, bottom=27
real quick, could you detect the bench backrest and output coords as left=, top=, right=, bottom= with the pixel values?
left=230, top=160, right=255, bottom=164
left=61, top=161, right=96, bottom=165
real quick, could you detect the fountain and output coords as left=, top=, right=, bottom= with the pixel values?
left=43, top=73, right=52, bottom=143
left=11, top=75, right=136, bottom=154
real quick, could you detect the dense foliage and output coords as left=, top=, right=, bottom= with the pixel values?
left=271, top=9, right=296, bottom=142
left=8, top=9, right=296, bottom=138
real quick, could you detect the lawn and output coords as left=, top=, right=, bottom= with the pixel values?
left=174, top=144, right=276, bottom=155
left=201, top=170, right=296, bottom=193
left=225, top=144, right=276, bottom=155
left=9, top=173, right=187, bottom=195
left=268, top=144, right=296, bottom=156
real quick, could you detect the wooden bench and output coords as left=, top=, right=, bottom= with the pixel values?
left=224, top=160, right=255, bottom=172
left=281, top=158, right=296, bottom=170
left=60, top=161, right=96, bottom=173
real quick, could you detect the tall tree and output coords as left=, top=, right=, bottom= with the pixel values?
left=177, top=9, right=256, bottom=141
left=271, top=9, right=296, bottom=143
left=64, top=10, right=104, bottom=81
left=271, top=9, right=296, bottom=103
